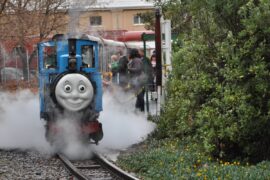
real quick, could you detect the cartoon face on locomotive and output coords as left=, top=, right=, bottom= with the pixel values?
left=38, top=35, right=103, bottom=145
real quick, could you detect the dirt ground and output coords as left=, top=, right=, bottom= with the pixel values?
left=118, top=141, right=149, bottom=158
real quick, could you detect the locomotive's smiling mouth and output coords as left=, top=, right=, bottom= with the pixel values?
left=65, top=98, right=84, bottom=106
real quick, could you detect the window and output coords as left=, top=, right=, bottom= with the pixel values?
left=133, top=15, right=144, bottom=25
left=44, top=47, right=57, bottom=69
left=90, top=16, right=102, bottom=26
left=81, top=45, right=94, bottom=68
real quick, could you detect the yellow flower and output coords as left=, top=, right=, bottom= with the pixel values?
left=197, top=173, right=202, bottom=177
left=220, top=160, right=223, bottom=164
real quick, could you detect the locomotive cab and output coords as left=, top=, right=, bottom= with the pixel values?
left=38, top=35, right=103, bottom=146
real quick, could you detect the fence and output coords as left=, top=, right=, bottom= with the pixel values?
left=0, top=47, right=38, bottom=92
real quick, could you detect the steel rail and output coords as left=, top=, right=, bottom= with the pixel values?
left=57, top=153, right=89, bottom=180
left=58, top=153, right=139, bottom=180
left=94, top=153, right=140, bottom=180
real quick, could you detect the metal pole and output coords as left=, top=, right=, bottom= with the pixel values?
left=155, top=8, right=162, bottom=89
left=155, top=7, right=162, bottom=115
left=36, top=47, right=39, bottom=77
left=142, top=34, right=149, bottom=114
left=15, top=48, right=18, bottom=87
left=3, top=52, right=6, bottom=84
left=163, top=20, right=172, bottom=72
left=27, top=50, right=30, bottom=84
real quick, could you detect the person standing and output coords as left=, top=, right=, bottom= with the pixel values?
left=110, top=54, right=119, bottom=84
left=150, top=54, right=157, bottom=92
left=127, top=49, right=145, bottom=112
left=117, top=50, right=129, bottom=89
left=138, top=48, right=154, bottom=91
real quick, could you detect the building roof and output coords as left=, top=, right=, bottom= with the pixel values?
left=91, top=0, right=154, bottom=10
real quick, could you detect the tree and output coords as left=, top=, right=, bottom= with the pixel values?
left=158, top=0, right=270, bottom=162
left=0, top=0, right=104, bottom=80
left=140, top=0, right=193, bottom=35
left=0, top=0, right=69, bottom=80
left=0, top=0, right=8, bottom=15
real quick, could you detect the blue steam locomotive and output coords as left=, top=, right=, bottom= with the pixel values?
left=38, top=34, right=103, bottom=145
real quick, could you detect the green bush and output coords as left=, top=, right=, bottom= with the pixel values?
left=158, top=0, right=270, bottom=161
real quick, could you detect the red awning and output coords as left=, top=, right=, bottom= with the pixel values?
left=117, top=31, right=155, bottom=42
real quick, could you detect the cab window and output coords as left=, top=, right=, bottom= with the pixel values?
left=81, top=45, right=94, bottom=68
left=43, top=46, right=57, bottom=69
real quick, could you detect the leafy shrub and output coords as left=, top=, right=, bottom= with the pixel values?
left=158, top=0, right=270, bottom=161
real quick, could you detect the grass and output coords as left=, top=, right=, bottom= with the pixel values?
left=117, top=138, right=270, bottom=180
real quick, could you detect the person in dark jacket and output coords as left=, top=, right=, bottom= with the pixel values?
left=149, top=54, right=157, bottom=92
left=128, top=48, right=145, bottom=112
left=138, top=48, right=154, bottom=91
left=117, top=50, right=129, bottom=88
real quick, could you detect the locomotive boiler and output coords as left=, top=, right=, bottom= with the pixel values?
left=38, top=34, right=103, bottom=145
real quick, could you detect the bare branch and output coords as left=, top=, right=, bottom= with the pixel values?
left=0, top=0, right=8, bottom=15
left=1, top=0, right=70, bottom=80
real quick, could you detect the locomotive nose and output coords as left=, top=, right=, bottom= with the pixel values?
left=69, top=93, right=81, bottom=101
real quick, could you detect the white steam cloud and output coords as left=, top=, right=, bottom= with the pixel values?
left=53, top=117, right=94, bottom=160
left=68, top=0, right=99, bottom=34
left=98, top=88, right=156, bottom=150
left=0, top=88, right=155, bottom=159
left=0, top=90, right=51, bottom=153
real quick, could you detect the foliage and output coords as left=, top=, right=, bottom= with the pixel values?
left=141, top=0, right=193, bottom=35
left=137, top=11, right=155, bottom=31
left=158, top=0, right=270, bottom=161
left=117, top=139, right=270, bottom=179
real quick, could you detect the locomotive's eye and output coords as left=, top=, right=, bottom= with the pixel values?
left=78, top=84, right=86, bottom=93
left=64, top=84, right=72, bottom=93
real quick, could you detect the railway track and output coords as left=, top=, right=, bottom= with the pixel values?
left=57, top=153, right=139, bottom=180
